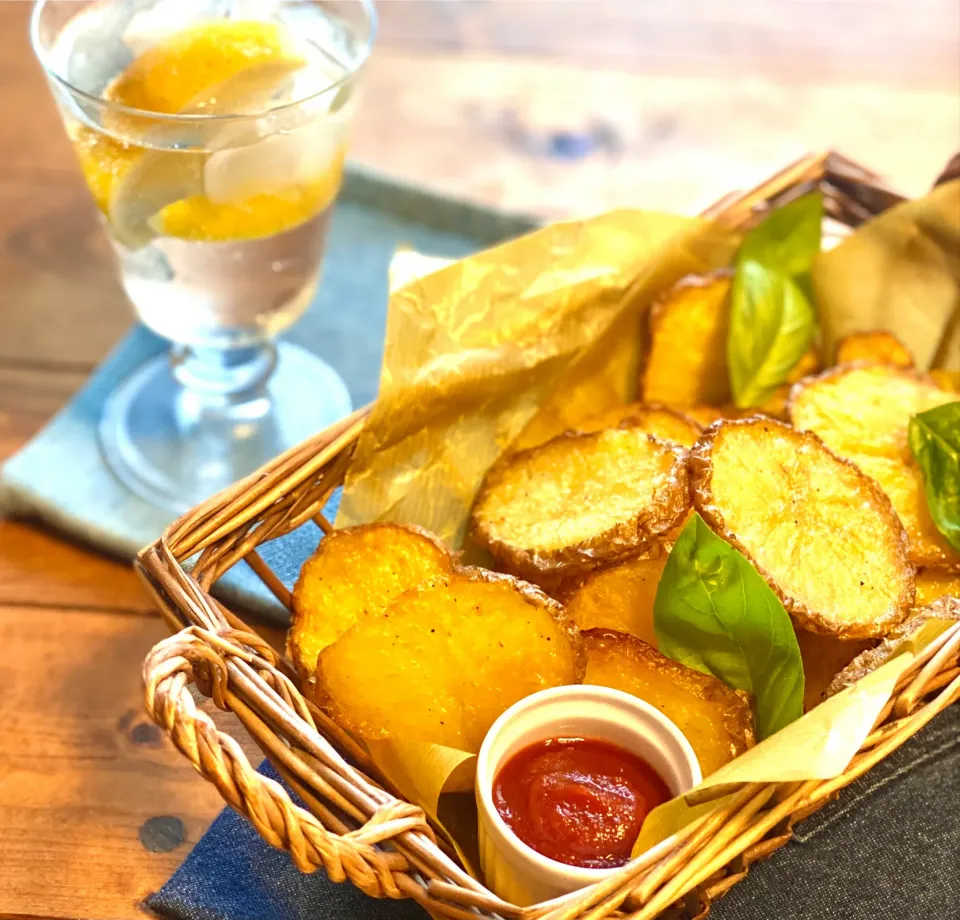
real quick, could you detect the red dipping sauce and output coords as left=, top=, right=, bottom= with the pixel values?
left=492, top=737, right=670, bottom=869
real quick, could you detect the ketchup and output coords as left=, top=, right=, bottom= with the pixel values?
left=492, top=737, right=670, bottom=869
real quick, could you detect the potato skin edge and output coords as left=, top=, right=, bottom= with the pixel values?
left=833, top=331, right=915, bottom=369
left=582, top=627, right=756, bottom=753
left=824, top=596, right=960, bottom=699
left=555, top=542, right=670, bottom=606
left=470, top=430, right=691, bottom=587
left=688, top=417, right=916, bottom=639
left=786, top=360, right=940, bottom=414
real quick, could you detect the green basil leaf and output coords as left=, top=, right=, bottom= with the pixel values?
left=909, top=401, right=960, bottom=551
left=727, top=193, right=821, bottom=409
left=654, top=513, right=804, bottom=740
left=738, top=192, right=823, bottom=277
left=727, top=261, right=816, bottom=408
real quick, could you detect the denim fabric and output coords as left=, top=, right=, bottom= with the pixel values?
left=150, top=702, right=960, bottom=920
left=147, top=772, right=427, bottom=920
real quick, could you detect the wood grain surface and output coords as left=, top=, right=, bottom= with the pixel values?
left=0, top=608, right=204, bottom=920
left=373, top=0, right=960, bottom=88
left=0, top=0, right=956, bottom=917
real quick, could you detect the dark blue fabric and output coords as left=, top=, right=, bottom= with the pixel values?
left=147, top=770, right=428, bottom=920
left=150, top=702, right=960, bottom=920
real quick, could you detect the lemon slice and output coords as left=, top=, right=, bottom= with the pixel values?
left=108, top=20, right=303, bottom=115
left=108, top=56, right=306, bottom=248
left=108, top=150, right=206, bottom=249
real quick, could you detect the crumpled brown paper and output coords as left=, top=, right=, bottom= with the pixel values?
left=814, top=179, right=960, bottom=369
left=336, top=210, right=738, bottom=547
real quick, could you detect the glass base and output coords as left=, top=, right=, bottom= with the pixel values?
left=99, top=343, right=352, bottom=514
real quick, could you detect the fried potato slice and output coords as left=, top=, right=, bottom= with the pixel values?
left=789, top=364, right=960, bottom=570
left=687, top=403, right=776, bottom=426
left=916, top=570, right=960, bottom=606
left=681, top=348, right=821, bottom=425
left=470, top=428, right=690, bottom=585
left=825, top=596, right=960, bottom=698
left=582, top=628, right=755, bottom=776
left=685, top=405, right=730, bottom=427
left=788, top=346, right=824, bottom=383
left=641, top=272, right=732, bottom=407
left=683, top=405, right=776, bottom=426
left=561, top=547, right=669, bottom=646
left=931, top=370, right=960, bottom=394
left=835, top=331, right=914, bottom=368
left=663, top=508, right=696, bottom=545
left=795, top=629, right=876, bottom=711
left=315, top=569, right=581, bottom=753
left=691, top=418, right=915, bottom=638
left=641, top=266, right=820, bottom=413
left=577, top=403, right=702, bottom=448
left=290, top=523, right=452, bottom=678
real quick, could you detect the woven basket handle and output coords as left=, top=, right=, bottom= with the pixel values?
left=142, top=624, right=439, bottom=899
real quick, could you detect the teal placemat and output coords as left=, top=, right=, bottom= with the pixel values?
left=0, top=166, right=537, bottom=622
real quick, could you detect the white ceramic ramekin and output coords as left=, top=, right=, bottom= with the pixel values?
left=475, top=685, right=702, bottom=907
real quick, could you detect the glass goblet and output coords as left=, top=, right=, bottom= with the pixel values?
left=31, top=0, right=376, bottom=512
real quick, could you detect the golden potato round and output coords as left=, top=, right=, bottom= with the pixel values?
left=789, top=364, right=959, bottom=570
left=685, top=405, right=730, bottom=427
left=680, top=346, right=820, bottom=426
left=686, top=403, right=778, bottom=426
left=835, top=331, right=914, bottom=368
left=931, top=370, right=960, bottom=394
left=795, top=629, right=876, bottom=712
left=690, top=418, right=915, bottom=638
left=470, top=427, right=690, bottom=586
left=582, top=628, right=755, bottom=776
left=641, top=263, right=819, bottom=414
left=916, top=570, right=960, bottom=606
left=825, top=596, right=960, bottom=698
left=787, top=346, right=823, bottom=383
left=315, top=569, right=581, bottom=753
left=290, top=523, right=452, bottom=678
left=561, top=547, right=669, bottom=647
left=577, top=402, right=702, bottom=448
left=641, top=272, right=732, bottom=407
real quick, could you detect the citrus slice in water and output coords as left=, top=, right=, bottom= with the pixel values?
left=107, top=19, right=304, bottom=115
left=105, top=23, right=307, bottom=248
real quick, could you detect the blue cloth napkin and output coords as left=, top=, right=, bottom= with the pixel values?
left=0, top=167, right=535, bottom=623
left=151, top=702, right=960, bottom=920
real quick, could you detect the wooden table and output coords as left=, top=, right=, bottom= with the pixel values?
left=1, top=2, right=957, bottom=917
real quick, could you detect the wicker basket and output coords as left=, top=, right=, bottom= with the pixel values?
left=138, top=150, right=960, bottom=920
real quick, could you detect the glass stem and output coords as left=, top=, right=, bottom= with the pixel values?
left=171, top=343, right=277, bottom=406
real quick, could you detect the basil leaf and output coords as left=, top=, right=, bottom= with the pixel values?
left=909, top=401, right=960, bottom=551
left=728, top=261, right=816, bottom=408
left=738, top=192, right=823, bottom=277
left=727, top=193, right=821, bottom=409
left=654, top=513, right=804, bottom=740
